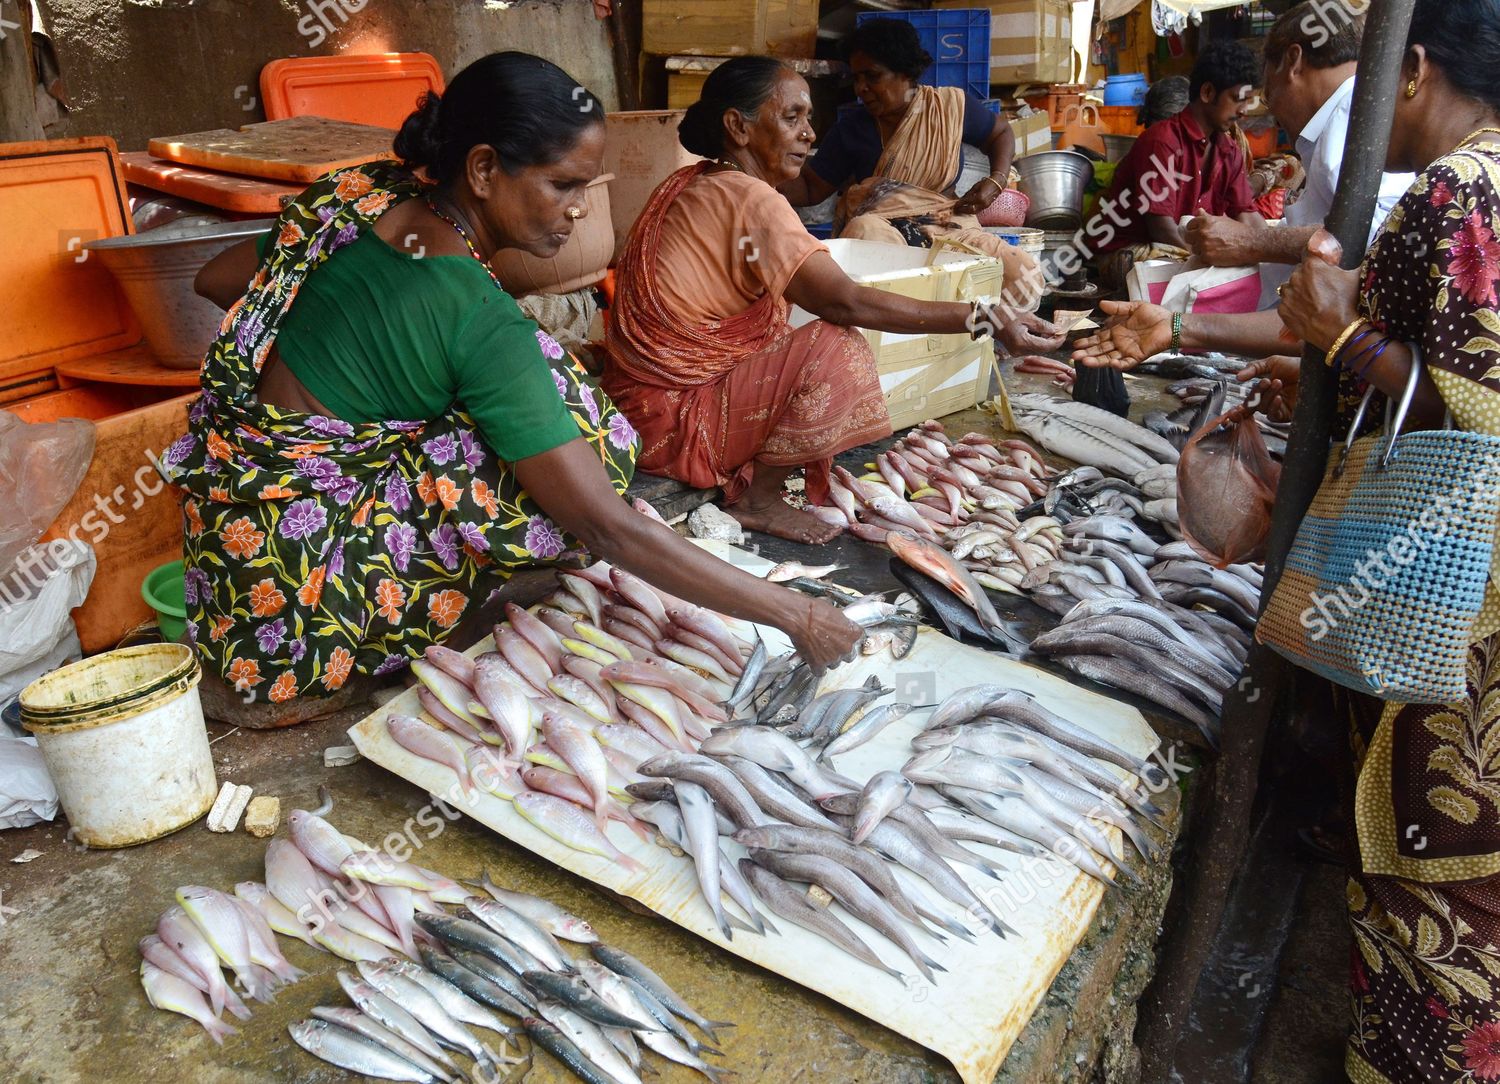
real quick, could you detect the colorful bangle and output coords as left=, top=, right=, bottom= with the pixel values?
left=1349, top=339, right=1391, bottom=380
left=1325, top=317, right=1370, bottom=367
left=1171, top=313, right=1184, bottom=351
left=1333, top=328, right=1379, bottom=372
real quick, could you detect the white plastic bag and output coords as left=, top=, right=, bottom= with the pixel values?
left=0, top=411, right=95, bottom=575
left=0, top=540, right=96, bottom=703
left=0, top=735, right=58, bottom=829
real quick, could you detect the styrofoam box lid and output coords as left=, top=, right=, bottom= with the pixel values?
left=790, top=238, right=999, bottom=327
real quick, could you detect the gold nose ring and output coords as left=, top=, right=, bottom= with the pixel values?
left=566, top=207, right=583, bottom=220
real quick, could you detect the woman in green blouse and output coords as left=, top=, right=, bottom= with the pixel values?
left=178, top=52, right=861, bottom=726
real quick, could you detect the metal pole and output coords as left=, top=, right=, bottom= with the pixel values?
left=1136, top=1, right=1418, bottom=1078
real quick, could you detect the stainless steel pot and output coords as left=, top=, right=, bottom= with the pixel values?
left=1014, top=151, right=1095, bottom=230
left=86, top=218, right=274, bottom=369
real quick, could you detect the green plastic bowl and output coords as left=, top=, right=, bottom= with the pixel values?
left=141, top=560, right=187, bottom=642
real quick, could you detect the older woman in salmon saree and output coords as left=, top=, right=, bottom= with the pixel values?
left=604, top=57, right=1065, bottom=545
left=603, top=160, right=891, bottom=535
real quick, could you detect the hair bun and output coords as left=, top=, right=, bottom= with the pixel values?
left=394, top=90, right=445, bottom=173
left=678, top=99, right=722, bottom=159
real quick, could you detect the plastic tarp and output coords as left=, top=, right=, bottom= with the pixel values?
left=1153, top=0, right=1254, bottom=34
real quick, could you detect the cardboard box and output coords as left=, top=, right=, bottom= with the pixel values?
left=1008, top=109, right=1053, bottom=157
left=643, top=0, right=818, bottom=58
left=787, top=239, right=1005, bottom=428
left=937, top=0, right=1074, bottom=86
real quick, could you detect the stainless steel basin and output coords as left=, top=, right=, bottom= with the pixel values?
left=1014, top=151, right=1095, bottom=230
left=86, top=219, right=274, bottom=369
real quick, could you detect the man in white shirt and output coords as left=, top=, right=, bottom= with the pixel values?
left=1072, top=1, right=1419, bottom=366
left=1186, top=2, right=1415, bottom=309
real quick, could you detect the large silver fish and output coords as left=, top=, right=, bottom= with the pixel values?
left=289, top=1018, right=442, bottom=1083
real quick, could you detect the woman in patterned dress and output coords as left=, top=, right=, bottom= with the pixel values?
left=1278, top=2, right=1500, bottom=1078
left=174, top=53, right=863, bottom=726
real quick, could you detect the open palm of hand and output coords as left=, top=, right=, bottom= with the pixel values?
left=1071, top=301, right=1174, bottom=370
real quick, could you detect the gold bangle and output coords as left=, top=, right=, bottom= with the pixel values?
left=1325, top=317, right=1369, bottom=367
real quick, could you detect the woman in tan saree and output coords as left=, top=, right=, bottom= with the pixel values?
left=604, top=57, right=1064, bottom=544
left=780, top=18, right=1042, bottom=305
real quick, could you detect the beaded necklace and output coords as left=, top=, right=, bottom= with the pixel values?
left=424, top=197, right=505, bottom=290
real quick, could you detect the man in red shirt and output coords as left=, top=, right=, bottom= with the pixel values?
left=1091, top=41, right=1265, bottom=277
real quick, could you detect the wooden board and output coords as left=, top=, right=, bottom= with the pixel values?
left=120, top=151, right=301, bottom=214
left=146, top=117, right=396, bottom=184
left=350, top=540, right=1162, bottom=1084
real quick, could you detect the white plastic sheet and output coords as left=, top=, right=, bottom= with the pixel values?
left=349, top=542, right=1162, bottom=1083
left=0, top=736, right=58, bottom=829
left=0, top=541, right=96, bottom=704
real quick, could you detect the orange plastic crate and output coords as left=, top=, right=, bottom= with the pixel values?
left=0, top=138, right=138, bottom=397
left=260, top=52, right=444, bottom=130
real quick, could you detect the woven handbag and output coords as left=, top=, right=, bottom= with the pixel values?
left=1258, top=353, right=1500, bottom=703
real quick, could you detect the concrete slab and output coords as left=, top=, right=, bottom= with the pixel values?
left=0, top=367, right=1198, bottom=1083
left=0, top=705, right=1182, bottom=1084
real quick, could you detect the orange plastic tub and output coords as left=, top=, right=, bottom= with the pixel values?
left=0, top=138, right=139, bottom=399
left=119, top=151, right=302, bottom=215
left=260, top=52, right=445, bottom=130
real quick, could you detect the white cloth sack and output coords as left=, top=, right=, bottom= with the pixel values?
left=0, top=735, right=58, bottom=828
left=0, top=540, right=95, bottom=704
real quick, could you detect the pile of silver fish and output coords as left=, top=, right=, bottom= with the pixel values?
left=626, top=724, right=1021, bottom=983
left=1010, top=393, right=1181, bottom=479
left=141, top=800, right=733, bottom=1084
left=902, top=684, right=1165, bottom=888
left=292, top=882, right=733, bottom=1084
left=1022, top=541, right=1260, bottom=745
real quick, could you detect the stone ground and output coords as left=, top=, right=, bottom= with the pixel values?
left=1249, top=862, right=1350, bottom=1084
left=0, top=370, right=1198, bottom=1084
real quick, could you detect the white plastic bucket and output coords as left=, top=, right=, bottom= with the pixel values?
left=20, top=644, right=216, bottom=848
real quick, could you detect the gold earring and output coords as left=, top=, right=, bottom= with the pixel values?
left=1406, top=79, right=1418, bottom=99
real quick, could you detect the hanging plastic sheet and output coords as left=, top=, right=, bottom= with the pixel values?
left=1153, top=0, right=1251, bottom=35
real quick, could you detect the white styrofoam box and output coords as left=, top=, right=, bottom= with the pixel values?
left=788, top=238, right=1004, bottom=425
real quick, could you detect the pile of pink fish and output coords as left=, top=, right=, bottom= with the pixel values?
left=139, top=804, right=480, bottom=1043
left=810, top=420, right=1050, bottom=546
left=388, top=565, right=757, bottom=873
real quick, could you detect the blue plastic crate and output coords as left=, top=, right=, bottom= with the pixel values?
left=855, top=9, right=991, bottom=102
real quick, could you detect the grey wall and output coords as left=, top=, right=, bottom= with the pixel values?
left=36, top=0, right=619, bottom=150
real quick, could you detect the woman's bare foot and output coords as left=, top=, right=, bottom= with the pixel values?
left=728, top=498, right=843, bottom=544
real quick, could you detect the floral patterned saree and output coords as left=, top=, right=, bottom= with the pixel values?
left=162, top=162, right=637, bottom=704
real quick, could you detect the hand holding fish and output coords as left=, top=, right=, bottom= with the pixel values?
left=788, top=596, right=864, bottom=673
left=1278, top=229, right=1359, bottom=353
left=1071, top=301, right=1173, bottom=370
